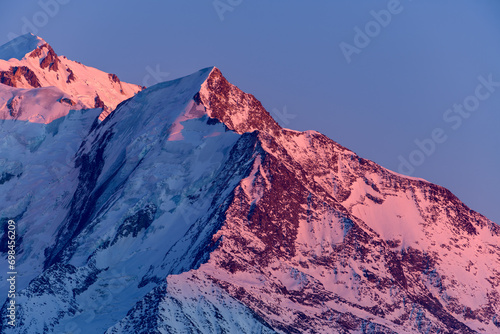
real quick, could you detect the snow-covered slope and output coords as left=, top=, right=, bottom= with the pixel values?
left=0, top=84, right=86, bottom=123
left=0, top=33, right=45, bottom=61
left=0, top=63, right=499, bottom=334
left=0, top=33, right=143, bottom=122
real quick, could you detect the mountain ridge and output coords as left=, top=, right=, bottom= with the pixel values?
left=0, top=37, right=498, bottom=333
left=0, top=33, right=143, bottom=122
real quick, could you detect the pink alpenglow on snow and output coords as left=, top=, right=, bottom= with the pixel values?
left=0, top=37, right=498, bottom=334
left=0, top=33, right=143, bottom=123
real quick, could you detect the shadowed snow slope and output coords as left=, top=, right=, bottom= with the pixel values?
left=0, top=63, right=499, bottom=334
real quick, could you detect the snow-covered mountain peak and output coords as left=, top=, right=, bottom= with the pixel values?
left=101, top=66, right=280, bottom=139
left=0, top=33, right=46, bottom=61
left=0, top=35, right=143, bottom=123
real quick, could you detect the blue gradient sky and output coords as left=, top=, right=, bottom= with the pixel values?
left=1, top=1, right=499, bottom=223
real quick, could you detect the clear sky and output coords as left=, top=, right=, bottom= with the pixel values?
left=1, top=1, right=499, bottom=223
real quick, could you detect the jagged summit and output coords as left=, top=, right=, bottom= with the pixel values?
left=0, top=33, right=46, bottom=61
left=200, top=67, right=281, bottom=135
left=107, top=66, right=281, bottom=137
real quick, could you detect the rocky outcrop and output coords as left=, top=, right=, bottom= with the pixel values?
left=108, top=73, right=120, bottom=84
left=59, top=97, right=76, bottom=106
left=200, top=68, right=281, bottom=136
left=6, top=96, right=22, bottom=118
left=0, top=66, right=42, bottom=88
left=66, top=68, right=75, bottom=83
left=38, top=44, right=61, bottom=72
left=94, top=93, right=106, bottom=109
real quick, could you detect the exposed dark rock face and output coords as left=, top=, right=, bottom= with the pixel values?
left=0, top=66, right=42, bottom=88
left=112, top=204, right=157, bottom=245
left=94, top=93, right=106, bottom=109
left=108, top=73, right=125, bottom=94
left=38, top=44, right=61, bottom=72
left=108, top=73, right=120, bottom=84
left=28, top=46, right=43, bottom=58
left=66, top=68, right=76, bottom=83
left=200, top=68, right=281, bottom=136
left=0, top=172, right=16, bottom=185
left=59, top=97, right=76, bottom=106
left=6, top=96, right=22, bottom=117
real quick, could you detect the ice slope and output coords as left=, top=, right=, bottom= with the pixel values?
left=0, top=33, right=143, bottom=121
left=0, top=65, right=499, bottom=334
left=0, top=33, right=45, bottom=61
left=0, top=108, right=102, bottom=318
